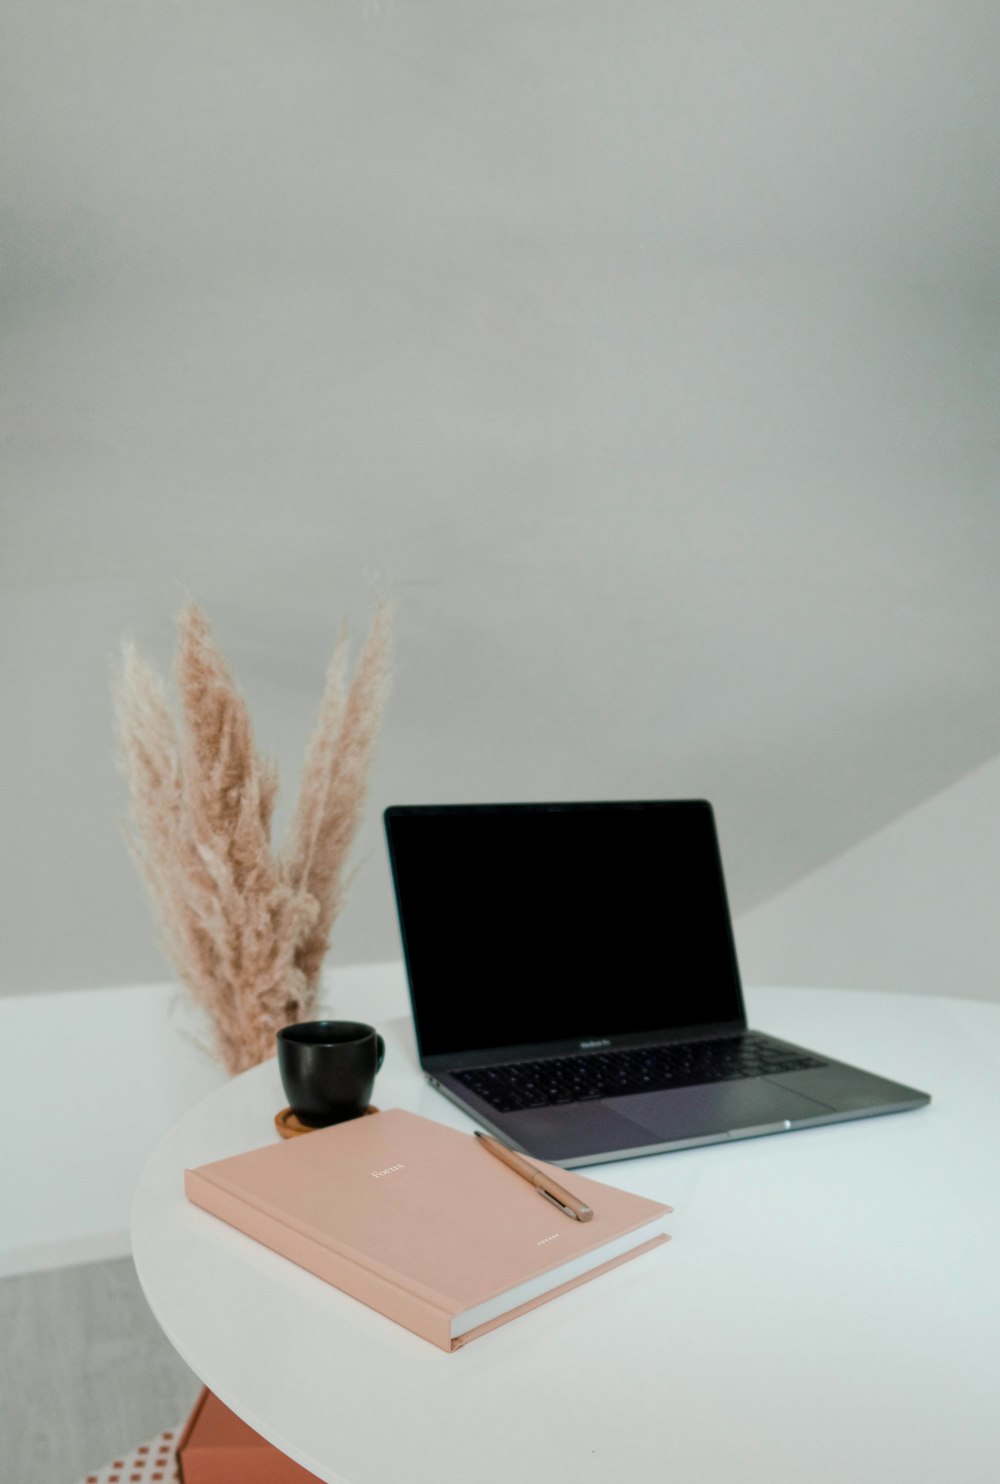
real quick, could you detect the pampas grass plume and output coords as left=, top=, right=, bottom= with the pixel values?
left=114, top=602, right=392, bottom=1074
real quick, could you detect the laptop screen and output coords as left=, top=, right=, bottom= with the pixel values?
left=384, top=800, right=747, bottom=1063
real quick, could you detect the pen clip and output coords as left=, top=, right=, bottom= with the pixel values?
left=538, top=1186, right=581, bottom=1221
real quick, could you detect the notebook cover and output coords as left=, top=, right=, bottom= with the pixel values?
left=176, top=1387, right=322, bottom=1484
left=185, top=1108, right=671, bottom=1351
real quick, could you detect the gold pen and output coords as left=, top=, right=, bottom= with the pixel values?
left=474, top=1131, right=594, bottom=1222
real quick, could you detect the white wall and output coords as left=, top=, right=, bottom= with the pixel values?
left=3, top=3, right=999, bottom=997
left=736, top=754, right=1000, bottom=1003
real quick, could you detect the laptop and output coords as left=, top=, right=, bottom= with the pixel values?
left=383, top=800, right=930, bottom=1167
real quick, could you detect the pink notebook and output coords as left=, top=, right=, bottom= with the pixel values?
left=185, top=1108, right=671, bottom=1351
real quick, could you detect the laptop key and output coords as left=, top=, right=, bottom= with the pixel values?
left=455, top=1034, right=829, bottom=1113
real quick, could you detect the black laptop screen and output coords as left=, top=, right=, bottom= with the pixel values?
left=384, top=801, right=746, bottom=1062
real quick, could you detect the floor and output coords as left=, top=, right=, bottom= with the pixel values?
left=1, top=1256, right=201, bottom=1484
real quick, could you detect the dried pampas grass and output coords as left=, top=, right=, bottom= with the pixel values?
left=114, top=602, right=392, bottom=1074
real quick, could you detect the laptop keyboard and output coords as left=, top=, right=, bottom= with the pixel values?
left=453, top=1033, right=827, bottom=1114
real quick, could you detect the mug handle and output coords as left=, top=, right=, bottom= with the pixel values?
left=375, top=1033, right=385, bottom=1072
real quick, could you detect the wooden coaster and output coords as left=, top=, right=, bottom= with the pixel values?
left=274, top=1105, right=379, bottom=1139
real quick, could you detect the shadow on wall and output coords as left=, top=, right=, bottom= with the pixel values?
left=736, top=755, right=1000, bottom=1004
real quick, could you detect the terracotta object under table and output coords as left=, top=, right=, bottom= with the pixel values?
left=177, top=1389, right=321, bottom=1484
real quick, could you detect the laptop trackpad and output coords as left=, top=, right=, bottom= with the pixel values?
left=614, top=1079, right=833, bottom=1140
left=502, top=1102, right=662, bottom=1162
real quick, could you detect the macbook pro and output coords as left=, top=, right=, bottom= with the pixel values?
left=384, top=800, right=930, bottom=1167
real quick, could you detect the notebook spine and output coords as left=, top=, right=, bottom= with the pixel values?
left=183, top=1168, right=455, bottom=1351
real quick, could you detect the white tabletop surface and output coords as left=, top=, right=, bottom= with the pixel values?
left=132, top=977, right=1000, bottom=1484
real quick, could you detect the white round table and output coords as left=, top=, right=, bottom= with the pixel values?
left=132, top=981, right=1000, bottom=1484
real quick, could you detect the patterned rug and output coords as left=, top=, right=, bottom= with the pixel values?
left=76, top=1426, right=181, bottom=1484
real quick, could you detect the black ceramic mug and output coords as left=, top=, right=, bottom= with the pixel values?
left=277, top=1021, right=386, bottom=1127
